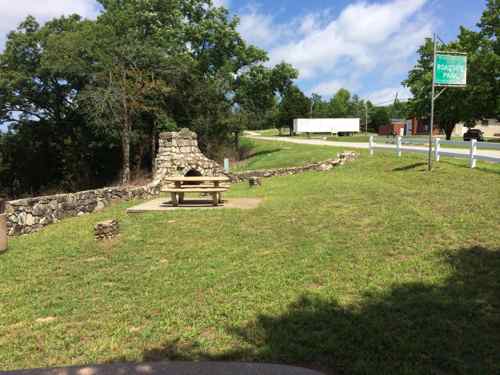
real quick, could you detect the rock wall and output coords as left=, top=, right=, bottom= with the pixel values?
left=5, top=151, right=358, bottom=236
left=229, top=152, right=358, bottom=182
left=5, top=184, right=159, bottom=236
left=154, top=128, right=224, bottom=186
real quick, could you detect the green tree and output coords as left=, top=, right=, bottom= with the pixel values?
left=370, top=107, right=390, bottom=132
left=404, top=1, right=499, bottom=139
left=310, top=93, right=330, bottom=118
left=328, top=88, right=352, bottom=117
left=0, top=15, right=123, bottom=194
left=278, top=85, right=311, bottom=135
left=0, top=0, right=301, bottom=196
left=388, top=97, right=407, bottom=119
left=234, top=62, right=298, bottom=129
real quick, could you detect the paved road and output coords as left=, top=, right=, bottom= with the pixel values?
left=1, top=362, right=324, bottom=375
left=245, top=134, right=500, bottom=161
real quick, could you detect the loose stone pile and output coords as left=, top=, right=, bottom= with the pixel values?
left=248, top=177, right=262, bottom=187
left=95, top=219, right=119, bottom=240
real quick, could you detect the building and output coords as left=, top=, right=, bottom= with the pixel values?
left=378, top=119, right=406, bottom=136
left=452, top=119, right=500, bottom=138
left=378, top=117, right=500, bottom=138
left=378, top=118, right=440, bottom=136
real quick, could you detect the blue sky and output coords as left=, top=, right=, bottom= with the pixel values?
left=228, top=0, right=484, bottom=103
left=0, top=0, right=486, bottom=105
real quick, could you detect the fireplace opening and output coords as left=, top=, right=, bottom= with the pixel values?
left=184, top=169, right=202, bottom=185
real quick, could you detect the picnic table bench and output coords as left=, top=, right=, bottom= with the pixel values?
left=162, top=176, right=230, bottom=207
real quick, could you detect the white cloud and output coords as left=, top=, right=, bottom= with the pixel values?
left=308, top=79, right=343, bottom=96
left=212, top=0, right=230, bottom=7
left=237, top=6, right=288, bottom=48
left=0, top=0, right=99, bottom=50
left=236, top=0, right=432, bottom=89
left=366, top=87, right=412, bottom=105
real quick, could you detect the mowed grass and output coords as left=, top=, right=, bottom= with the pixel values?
left=233, top=138, right=356, bottom=171
left=1, top=142, right=500, bottom=375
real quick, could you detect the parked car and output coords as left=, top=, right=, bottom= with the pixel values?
left=463, top=129, right=485, bottom=142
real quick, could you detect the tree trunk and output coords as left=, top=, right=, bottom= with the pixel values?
left=121, top=124, right=131, bottom=185
left=134, top=138, right=145, bottom=178
left=234, top=131, right=240, bottom=150
left=151, top=131, right=156, bottom=173
left=443, top=123, right=455, bottom=140
left=121, top=89, right=131, bottom=185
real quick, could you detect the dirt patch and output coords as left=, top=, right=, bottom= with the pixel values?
left=35, top=317, right=57, bottom=324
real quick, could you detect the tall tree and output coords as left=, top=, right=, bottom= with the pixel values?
left=0, top=15, right=123, bottom=194
left=404, top=0, right=499, bottom=139
left=0, top=0, right=301, bottom=196
left=234, top=62, right=298, bottom=129
left=278, top=85, right=311, bottom=135
left=370, top=107, right=390, bottom=132
left=310, top=93, right=330, bottom=118
left=328, top=88, right=352, bottom=117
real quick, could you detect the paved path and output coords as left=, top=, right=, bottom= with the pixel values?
left=1, top=362, right=325, bottom=375
left=245, top=134, right=500, bottom=161
left=127, top=198, right=263, bottom=213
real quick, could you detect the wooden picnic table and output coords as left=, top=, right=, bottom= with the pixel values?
left=162, top=176, right=230, bottom=206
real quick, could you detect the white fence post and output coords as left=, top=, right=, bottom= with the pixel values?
left=369, top=136, right=374, bottom=156
left=469, top=140, right=477, bottom=168
left=434, top=138, right=441, bottom=162
left=396, top=136, right=402, bottom=157
left=224, top=158, right=230, bottom=173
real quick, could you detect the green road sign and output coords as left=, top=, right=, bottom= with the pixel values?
left=435, top=54, right=467, bottom=86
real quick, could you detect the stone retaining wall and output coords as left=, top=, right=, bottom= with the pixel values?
left=229, top=151, right=358, bottom=182
left=5, top=184, right=159, bottom=236
left=5, top=151, right=358, bottom=236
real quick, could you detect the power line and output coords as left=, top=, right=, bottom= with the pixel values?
left=367, top=95, right=413, bottom=107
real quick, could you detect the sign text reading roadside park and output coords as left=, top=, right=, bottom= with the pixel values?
left=434, top=53, right=467, bottom=86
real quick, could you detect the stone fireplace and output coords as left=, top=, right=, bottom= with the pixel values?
left=153, top=128, right=224, bottom=186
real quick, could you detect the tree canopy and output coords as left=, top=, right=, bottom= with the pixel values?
left=404, top=0, right=499, bottom=139
left=0, top=0, right=298, bottom=197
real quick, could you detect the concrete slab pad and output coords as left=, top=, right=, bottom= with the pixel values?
left=127, top=198, right=263, bottom=213
left=0, top=362, right=325, bottom=375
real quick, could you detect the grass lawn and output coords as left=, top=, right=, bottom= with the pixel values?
left=1, top=142, right=500, bottom=375
left=233, top=138, right=357, bottom=171
left=293, top=134, right=375, bottom=143
left=325, top=134, right=374, bottom=142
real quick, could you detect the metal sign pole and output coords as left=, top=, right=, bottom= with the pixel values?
left=364, top=102, right=368, bottom=133
left=428, top=35, right=464, bottom=171
left=428, top=33, right=437, bottom=171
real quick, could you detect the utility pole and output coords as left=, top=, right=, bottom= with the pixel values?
left=428, top=33, right=437, bottom=171
left=364, top=101, right=368, bottom=133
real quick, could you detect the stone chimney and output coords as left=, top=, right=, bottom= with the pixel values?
left=153, top=128, right=224, bottom=186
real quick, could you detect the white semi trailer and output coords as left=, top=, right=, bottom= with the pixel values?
left=293, top=118, right=360, bottom=135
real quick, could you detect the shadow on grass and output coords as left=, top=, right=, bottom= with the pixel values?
left=439, top=159, right=500, bottom=176
left=392, top=162, right=428, bottom=172
left=245, top=148, right=283, bottom=159
left=115, top=246, right=500, bottom=375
